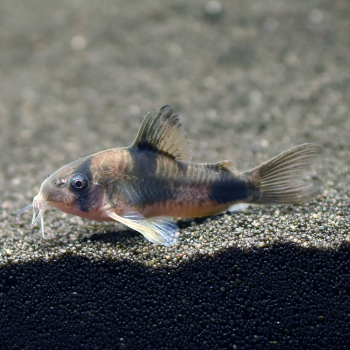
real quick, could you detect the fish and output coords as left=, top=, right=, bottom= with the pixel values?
left=18, top=105, right=323, bottom=245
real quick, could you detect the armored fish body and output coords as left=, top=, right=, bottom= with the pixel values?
left=21, top=106, right=322, bottom=245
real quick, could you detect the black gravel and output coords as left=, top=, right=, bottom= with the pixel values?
left=1, top=246, right=350, bottom=350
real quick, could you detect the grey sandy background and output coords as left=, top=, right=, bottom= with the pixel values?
left=0, top=1, right=350, bottom=349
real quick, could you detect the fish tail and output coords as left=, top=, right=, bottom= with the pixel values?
left=245, top=143, right=323, bottom=205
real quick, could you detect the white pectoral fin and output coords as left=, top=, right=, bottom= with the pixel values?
left=228, top=203, right=250, bottom=213
left=107, top=211, right=179, bottom=246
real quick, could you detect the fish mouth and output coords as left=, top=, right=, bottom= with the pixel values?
left=32, top=195, right=48, bottom=238
left=17, top=194, right=48, bottom=238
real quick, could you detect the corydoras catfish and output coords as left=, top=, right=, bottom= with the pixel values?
left=19, top=106, right=322, bottom=245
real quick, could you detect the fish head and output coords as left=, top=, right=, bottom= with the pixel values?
left=35, top=166, right=82, bottom=213
left=29, top=156, right=106, bottom=237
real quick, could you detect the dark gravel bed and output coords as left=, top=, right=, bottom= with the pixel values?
left=1, top=244, right=349, bottom=350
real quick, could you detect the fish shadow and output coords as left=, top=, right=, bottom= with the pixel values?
left=177, top=213, right=226, bottom=229
left=81, top=229, right=142, bottom=246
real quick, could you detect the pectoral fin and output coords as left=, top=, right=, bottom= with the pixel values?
left=107, top=210, right=178, bottom=246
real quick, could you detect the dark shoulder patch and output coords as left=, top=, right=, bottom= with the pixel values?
left=122, top=148, right=176, bottom=207
left=129, top=148, right=158, bottom=178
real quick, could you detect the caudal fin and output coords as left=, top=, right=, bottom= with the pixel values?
left=246, top=143, right=323, bottom=205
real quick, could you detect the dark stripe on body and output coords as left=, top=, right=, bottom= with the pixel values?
left=208, top=173, right=252, bottom=205
left=74, top=157, right=93, bottom=181
left=72, top=157, right=103, bottom=212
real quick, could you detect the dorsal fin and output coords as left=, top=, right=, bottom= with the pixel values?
left=209, top=160, right=235, bottom=172
left=130, top=105, right=192, bottom=162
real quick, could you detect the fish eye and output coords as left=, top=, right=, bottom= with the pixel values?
left=70, top=174, right=89, bottom=191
